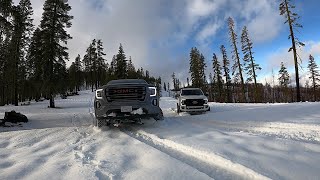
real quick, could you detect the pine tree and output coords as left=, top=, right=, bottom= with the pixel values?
left=0, top=0, right=12, bottom=30
left=208, top=72, right=214, bottom=101
left=26, top=28, right=44, bottom=101
left=74, top=54, right=82, bottom=92
left=278, top=62, right=290, bottom=102
left=220, top=45, right=232, bottom=102
left=13, top=0, right=33, bottom=105
left=307, top=55, right=320, bottom=101
left=19, top=0, right=34, bottom=48
left=172, top=72, right=176, bottom=90
left=96, top=39, right=106, bottom=88
left=278, top=62, right=290, bottom=87
left=187, top=77, right=190, bottom=87
left=189, top=47, right=199, bottom=87
left=127, top=56, right=136, bottom=78
left=189, top=47, right=206, bottom=89
left=115, top=43, right=127, bottom=79
left=280, top=0, right=305, bottom=102
left=40, top=0, right=73, bottom=108
left=199, top=53, right=207, bottom=90
left=212, top=53, right=223, bottom=102
left=241, top=26, right=261, bottom=102
left=228, top=17, right=246, bottom=102
left=82, top=40, right=97, bottom=92
left=68, top=62, right=76, bottom=92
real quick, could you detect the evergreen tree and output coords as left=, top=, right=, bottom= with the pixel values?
left=278, top=62, right=290, bottom=102
left=280, top=0, right=305, bottom=102
left=187, top=77, right=190, bottom=87
left=278, top=62, right=290, bottom=87
left=127, top=56, right=136, bottom=78
left=212, top=53, right=223, bottom=102
left=220, top=45, right=232, bottom=102
left=9, top=0, right=34, bottom=105
left=96, top=39, right=106, bottom=88
left=74, top=54, right=82, bottom=92
left=68, top=62, right=76, bottom=92
left=0, top=0, right=12, bottom=31
left=108, top=55, right=116, bottom=80
left=19, top=0, right=34, bottom=48
left=189, top=47, right=206, bottom=89
left=228, top=17, right=245, bottom=102
left=115, top=43, right=127, bottom=79
left=40, top=0, right=73, bottom=108
left=208, top=72, right=214, bottom=101
left=82, top=40, right=97, bottom=92
left=307, top=55, right=320, bottom=101
left=26, top=27, right=44, bottom=101
left=172, top=72, right=176, bottom=90
left=199, top=53, right=207, bottom=89
left=241, top=26, right=261, bottom=102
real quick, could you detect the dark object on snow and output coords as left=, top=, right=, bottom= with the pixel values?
left=4, top=111, right=28, bottom=123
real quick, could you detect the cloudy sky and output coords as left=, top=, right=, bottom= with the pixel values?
left=16, top=0, right=320, bottom=86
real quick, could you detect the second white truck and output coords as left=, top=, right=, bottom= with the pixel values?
left=177, top=88, right=210, bottom=113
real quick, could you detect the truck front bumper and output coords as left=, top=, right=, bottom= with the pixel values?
left=180, top=104, right=210, bottom=112
left=94, top=99, right=163, bottom=120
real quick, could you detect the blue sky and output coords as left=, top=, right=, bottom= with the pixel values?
left=23, top=0, right=320, bottom=86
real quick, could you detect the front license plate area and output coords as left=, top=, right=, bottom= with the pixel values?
left=121, top=106, right=132, bottom=112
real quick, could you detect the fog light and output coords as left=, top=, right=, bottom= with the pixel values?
left=96, top=101, right=101, bottom=109
left=152, top=99, right=158, bottom=106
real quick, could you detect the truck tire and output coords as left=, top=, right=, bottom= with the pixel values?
left=154, top=109, right=164, bottom=120
left=177, top=103, right=180, bottom=114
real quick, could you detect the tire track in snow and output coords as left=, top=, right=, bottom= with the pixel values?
left=169, top=106, right=320, bottom=143
left=186, top=119, right=320, bottom=143
left=121, top=127, right=270, bottom=180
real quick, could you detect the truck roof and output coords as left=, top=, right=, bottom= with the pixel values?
left=106, top=79, right=148, bottom=85
left=181, top=88, right=202, bottom=90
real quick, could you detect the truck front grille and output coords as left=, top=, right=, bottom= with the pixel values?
left=185, top=99, right=205, bottom=106
left=106, top=86, right=146, bottom=101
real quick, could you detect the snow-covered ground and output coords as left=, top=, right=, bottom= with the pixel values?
left=1, top=90, right=320, bottom=180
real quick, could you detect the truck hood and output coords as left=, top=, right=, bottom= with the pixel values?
left=180, top=95, right=207, bottom=100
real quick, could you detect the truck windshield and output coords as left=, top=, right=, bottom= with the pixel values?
left=181, top=89, right=203, bottom=96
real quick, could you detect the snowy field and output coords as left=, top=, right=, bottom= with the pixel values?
left=1, top=90, right=320, bottom=180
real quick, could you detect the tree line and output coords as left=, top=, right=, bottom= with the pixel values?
left=0, top=0, right=161, bottom=108
left=171, top=0, right=319, bottom=103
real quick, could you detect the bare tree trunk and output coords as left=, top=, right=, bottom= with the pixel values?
left=284, top=0, right=301, bottom=102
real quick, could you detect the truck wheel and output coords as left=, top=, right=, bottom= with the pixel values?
left=154, top=109, right=164, bottom=120
left=177, top=103, right=180, bottom=114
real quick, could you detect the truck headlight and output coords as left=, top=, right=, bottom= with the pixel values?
left=96, top=89, right=103, bottom=99
left=204, top=99, right=208, bottom=104
left=149, top=87, right=157, bottom=97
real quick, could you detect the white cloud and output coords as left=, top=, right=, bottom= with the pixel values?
left=196, top=20, right=221, bottom=43
left=16, top=0, right=292, bottom=86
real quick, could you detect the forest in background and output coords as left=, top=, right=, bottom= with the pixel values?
left=1, top=0, right=319, bottom=107
left=171, top=0, right=320, bottom=103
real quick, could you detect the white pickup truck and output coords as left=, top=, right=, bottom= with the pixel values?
left=177, top=88, right=210, bottom=113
